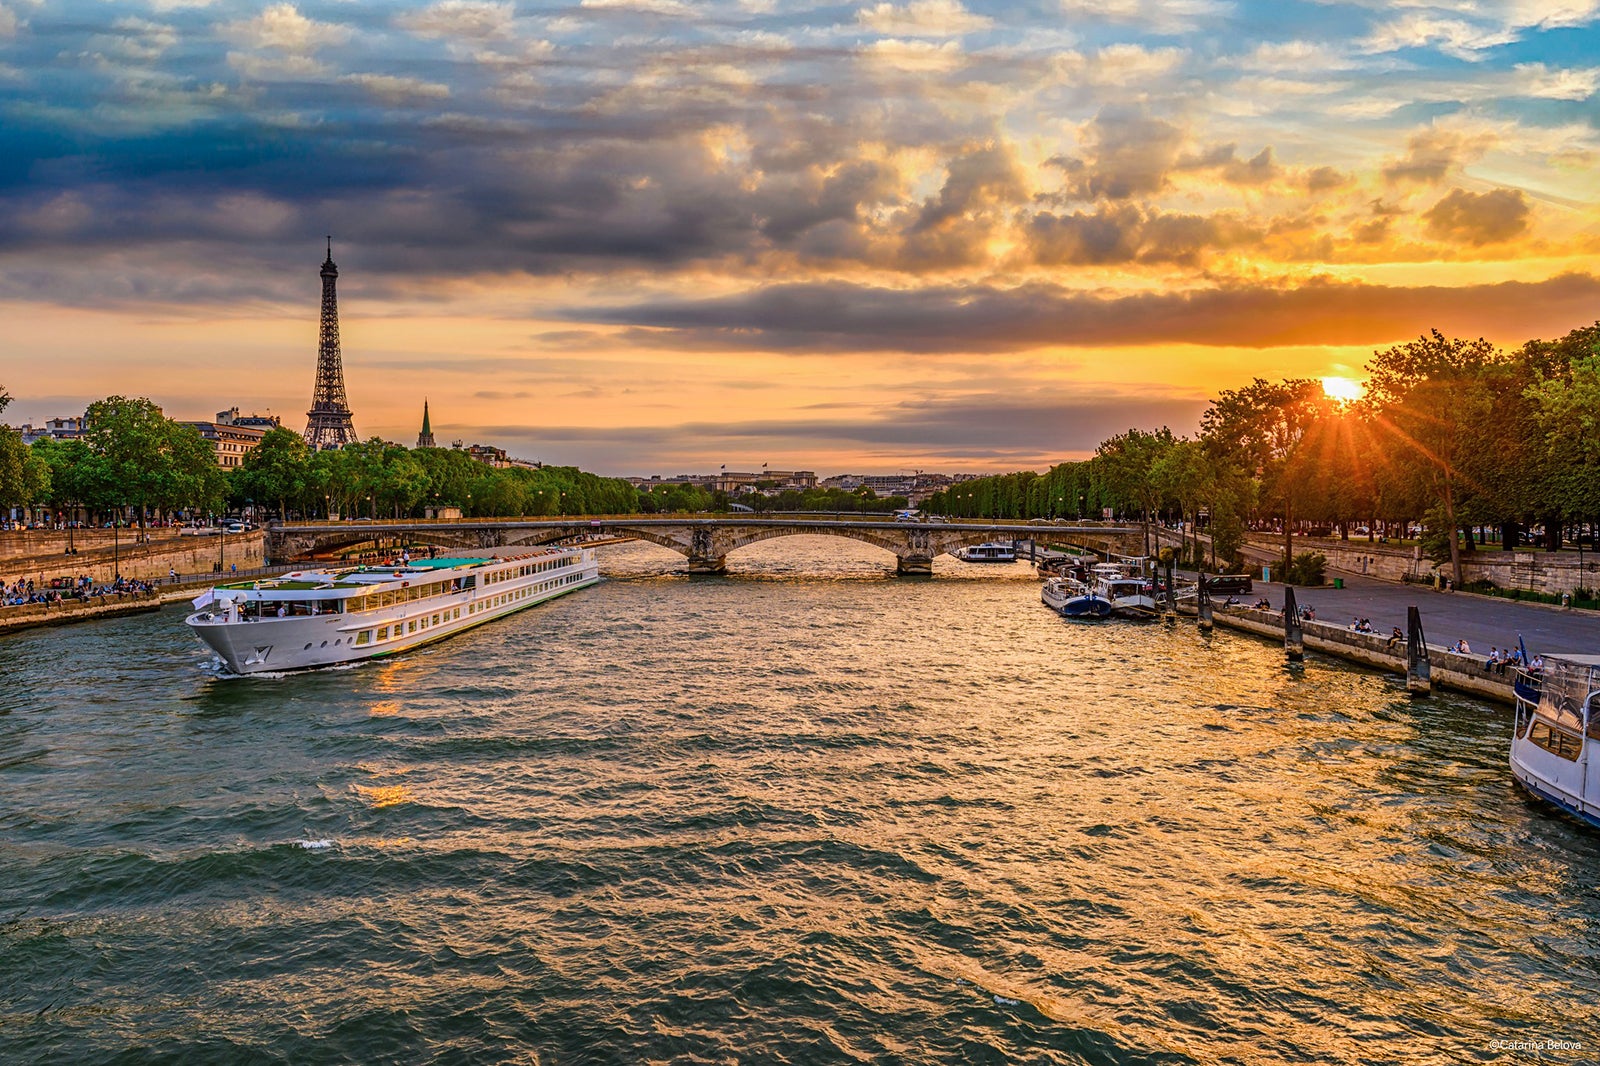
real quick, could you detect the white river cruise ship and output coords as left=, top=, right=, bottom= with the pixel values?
left=187, top=547, right=600, bottom=674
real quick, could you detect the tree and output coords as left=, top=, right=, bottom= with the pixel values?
left=1364, top=331, right=1502, bottom=586
left=1526, top=350, right=1600, bottom=536
left=1200, top=378, right=1326, bottom=570
left=1, top=386, right=51, bottom=513
left=84, top=397, right=224, bottom=533
left=1097, top=427, right=1176, bottom=554
left=237, top=427, right=312, bottom=520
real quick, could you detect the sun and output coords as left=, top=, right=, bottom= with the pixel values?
left=1321, top=376, right=1364, bottom=403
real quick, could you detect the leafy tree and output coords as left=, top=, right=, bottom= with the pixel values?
left=84, top=396, right=225, bottom=532
left=1364, top=331, right=1502, bottom=586
left=1097, top=426, right=1176, bottom=554
left=1525, top=349, right=1600, bottom=536
left=1200, top=378, right=1326, bottom=569
left=236, top=427, right=312, bottom=520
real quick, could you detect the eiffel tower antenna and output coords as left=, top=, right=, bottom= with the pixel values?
left=303, top=238, right=358, bottom=449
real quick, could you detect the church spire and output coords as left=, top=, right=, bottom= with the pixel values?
left=417, top=398, right=436, bottom=448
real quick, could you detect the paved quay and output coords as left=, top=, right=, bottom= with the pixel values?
left=1216, top=572, right=1600, bottom=657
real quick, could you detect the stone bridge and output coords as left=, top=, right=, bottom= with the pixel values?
left=266, top=517, right=1143, bottom=575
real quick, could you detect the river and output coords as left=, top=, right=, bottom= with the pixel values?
left=2, top=537, right=1596, bottom=1064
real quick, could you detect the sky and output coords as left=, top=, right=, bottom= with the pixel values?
left=1, top=0, right=1598, bottom=476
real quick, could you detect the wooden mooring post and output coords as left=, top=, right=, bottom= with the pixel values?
left=1196, top=579, right=1213, bottom=632
left=1283, top=586, right=1304, bottom=662
left=1406, top=605, right=1431, bottom=696
left=1163, top=557, right=1178, bottom=620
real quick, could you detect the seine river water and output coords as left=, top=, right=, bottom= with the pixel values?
left=2, top=537, right=1597, bottom=1064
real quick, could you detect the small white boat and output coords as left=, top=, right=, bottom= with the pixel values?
left=955, top=542, right=1016, bottom=563
left=1041, top=576, right=1087, bottom=612
left=1510, top=655, right=1600, bottom=828
left=187, top=547, right=600, bottom=674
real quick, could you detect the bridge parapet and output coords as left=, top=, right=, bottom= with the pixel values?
left=266, top=517, right=1142, bottom=574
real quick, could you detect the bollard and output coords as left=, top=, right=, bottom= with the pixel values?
left=1197, top=579, right=1214, bottom=632
left=1283, top=586, right=1304, bottom=662
left=1406, top=605, right=1431, bottom=696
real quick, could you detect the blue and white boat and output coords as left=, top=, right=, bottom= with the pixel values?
left=1510, top=654, right=1600, bottom=829
left=1059, top=588, right=1114, bottom=619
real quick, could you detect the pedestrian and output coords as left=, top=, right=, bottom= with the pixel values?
left=169, top=567, right=177, bottom=583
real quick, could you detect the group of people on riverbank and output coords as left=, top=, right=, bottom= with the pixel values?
left=1, top=574, right=154, bottom=609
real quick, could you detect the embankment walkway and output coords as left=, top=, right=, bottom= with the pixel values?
left=1195, top=572, right=1600, bottom=704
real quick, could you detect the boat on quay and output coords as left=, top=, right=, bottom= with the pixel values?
left=1510, top=654, right=1600, bottom=829
left=186, top=547, right=600, bottom=674
left=954, top=542, right=1016, bottom=563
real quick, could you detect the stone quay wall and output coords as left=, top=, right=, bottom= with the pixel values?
left=0, top=534, right=266, bottom=586
left=0, top=590, right=162, bottom=634
left=1208, top=605, right=1517, bottom=704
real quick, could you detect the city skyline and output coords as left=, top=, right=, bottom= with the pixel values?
left=2, top=1, right=1598, bottom=476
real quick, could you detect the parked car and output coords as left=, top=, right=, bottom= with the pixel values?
left=224, top=522, right=245, bottom=534
left=1203, top=574, right=1254, bottom=594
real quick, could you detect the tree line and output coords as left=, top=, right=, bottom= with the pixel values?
left=0, top=397, right=642, bottom=525
left=920, top=321, right=1600, bottom=586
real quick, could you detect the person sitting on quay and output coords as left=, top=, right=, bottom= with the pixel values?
left=1452, top=638, right=1472, bottom=654
left=1386, top=625, right=1405, bottom=649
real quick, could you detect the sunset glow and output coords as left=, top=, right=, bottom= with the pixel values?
left=2, top=2, right=1597, bottom=472
left=1321, top=377, right=1366, bottom=404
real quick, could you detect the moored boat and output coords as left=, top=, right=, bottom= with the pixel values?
left=954, top=542, right=1016, bottom=563
left=187, top=547, right=600, bottom=674
left=1510, top=654, right=1600, bottom=828
left=1041, top=576, right=1087, bottom=613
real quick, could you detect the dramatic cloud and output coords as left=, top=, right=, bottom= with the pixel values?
left=1423, top=188, right=1532, bottom=245
left=1059, top=107, right=1186, bottom=201
left=578, top=274, right=1600, bottom=352
left=857, top=0, right=992, bottom=37
left=1382, top=126, right=1498, bottom=185
left=1, top=0, right=1596, bottom=470
left=397, top=1, right=516, bottom=41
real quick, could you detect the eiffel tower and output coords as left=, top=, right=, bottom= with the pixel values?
left=303, top=238, right=358, bottom=449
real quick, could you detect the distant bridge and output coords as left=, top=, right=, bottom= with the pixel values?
left=266, top=516, right=1143, bottom=575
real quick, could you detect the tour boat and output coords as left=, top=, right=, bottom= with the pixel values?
left=955, top=542, right=1016, bottom=563
left=1510, top=655, right=1600, bottom=829
left=186, top=547, right=600, bottom=674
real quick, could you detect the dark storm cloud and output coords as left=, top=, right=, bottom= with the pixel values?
left=578, top=273, right=1600, bottom=352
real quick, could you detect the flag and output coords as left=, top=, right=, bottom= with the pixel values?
left=1519, top=633, right=1530, bottom=667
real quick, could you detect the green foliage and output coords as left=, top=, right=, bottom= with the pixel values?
left=234, top=427, right=312, bottom=519
left=83, top=396, right=225, bottom=523
left=1273, top=552, right=1327, bottom=586
left=0, top=384, right=50, bottom=510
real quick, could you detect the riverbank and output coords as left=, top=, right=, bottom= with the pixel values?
left=0, top=590, right=162, bottom=634
left=1177, top=572, right=1600, bottom=704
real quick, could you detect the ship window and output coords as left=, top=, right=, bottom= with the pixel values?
left=320, top=640, right=328, bottom=648
left=453, top=608, right=460, bottom=619
left=356, top=631, right=370, bottom=645
left=304, top=643, right=313, bottom=650
left=432, top=614, right=440, bottom=625
left=408, top=620, right=417, bottom=633
left=1529, top=720, right=1583, bottom=761
left=377, top=626, right=389, bottom=640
